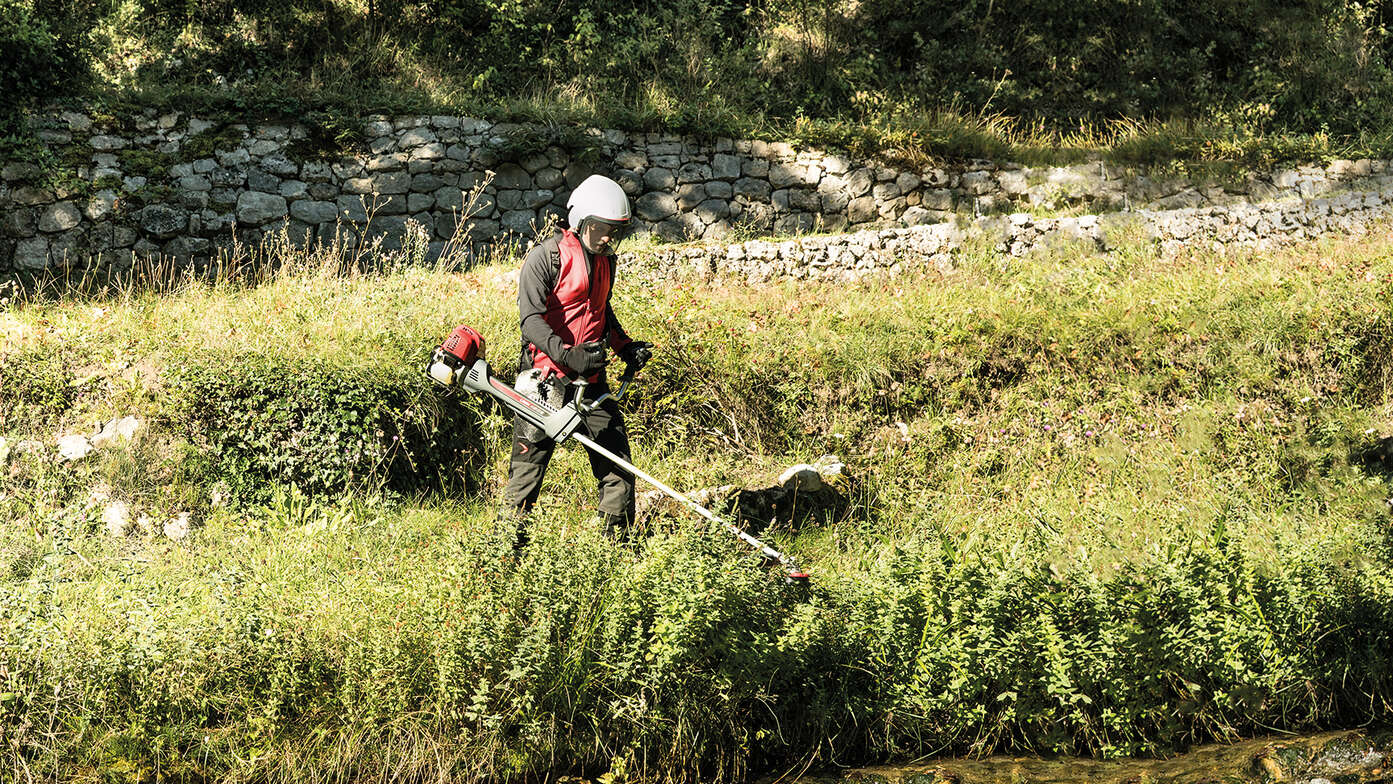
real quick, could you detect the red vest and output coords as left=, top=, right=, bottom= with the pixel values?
left=530, top=230, right=614, bottom=380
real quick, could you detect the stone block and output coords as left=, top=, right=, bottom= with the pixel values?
left=643, top=167, right=676, bottom=191
left=518, top=152, right=550, bottom=174
left=789, top=189, right=821, bottom=211
left=89, top=135, right=127, bottom=151
left=847, top=196, right=877, bottom=223
left=636, top=192, right=678, bottom=221
left=11, top=186, right=52, bottom=206
left=375, top=194, right=409, bottom=215
left=734, top=178, right=771, bottom=201
left=615, top=150, right=647, bottom=170
left=177, top=191, right=209, bottom=211
left=336, top=195, right=370, bottom=223
left=247, top=168, right=281, bottom=193
left=493, top=163, right=532, bottom=189
left=613, top=169, right=642, bottom=196
left=279, top=180, right=308, bottom=199
left=846, top=168, right=874, bottom=197
left=770, top=163, right=807, bottom=188
left=535, top=167, right=565, bottom=190
left=497, top=189, right=553, bottom=210
left=38, top=202, right=82, bottom=233
left=291, top=200, right=338, bottom=224
left=261, top=153, right=298, bottom=176
left=743, top=158, right=770, bottom=178
left=411, top=173, right=447, bottom=193
left=14, top=237, right=50, bottom=269
left=248, top=139, right=280, bottom=156
left=820, top=191, right=850, bottom=213
left=677, top=162, right=712, bottom=184
left=500, top=209, right=538, bottom=235
left=411, top=143, right=446, bottom=161
left=216, top=147, right=251, bottom=166
left=676, top=184, right=707, bottom=210
left=705, top=180, right=733, bottom=200
left=711, top=153, right=741, bottom=181
left=695, top=199, right=730, bottom=223
left=398, top=127, right=438, bottom=148
left=367, top=153, right=408, bottom=172
left=237, top=192, right=289, bottom=225
left=139, top=205, right=188, bottom=239
left=872, top=182, right=902, bottom=200
left=2, top=207, right=35, bottom=238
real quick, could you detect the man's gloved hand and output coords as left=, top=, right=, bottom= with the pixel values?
left=618, top=340, right=653, bottom=370
left=563, top=341, right=608, bottom=376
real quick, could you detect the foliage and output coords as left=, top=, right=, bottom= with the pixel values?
left=0, top=0, right=85, bottom=133
left=168, top=357, right=484, bottom=503
left=0, top=231, right=1391, bottom=780
left=12, top=0, right=1393, bottom=163
left=0, top=347, right=75, bottom=434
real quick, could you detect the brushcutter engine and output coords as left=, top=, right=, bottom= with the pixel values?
left=427, top=324, right=486, bottom=387
left=427, top=323, right=583, bottom=443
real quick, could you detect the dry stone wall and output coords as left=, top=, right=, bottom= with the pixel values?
left=3, top=107, right=1393, bottom=275
left=636, top=186, right=1393, bottom=282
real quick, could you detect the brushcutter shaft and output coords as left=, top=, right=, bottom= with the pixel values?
left=571, top=432, right=805, bottom=574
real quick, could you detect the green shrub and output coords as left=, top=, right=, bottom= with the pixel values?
left=0, top=0, right=84, bottom=132
left=168, top=356, right=484, bottom=502
left=0, top=348, right=75, bottom=433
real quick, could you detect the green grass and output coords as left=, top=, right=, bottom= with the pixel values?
left=2, top=228, right=1392, bottom=781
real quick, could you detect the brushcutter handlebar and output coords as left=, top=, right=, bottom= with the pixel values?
left=457, top=358, right=585, bottom=443
left=575, top=360, right=638, bottom=413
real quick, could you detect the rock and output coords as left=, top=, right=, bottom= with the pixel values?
left=847, top=196, right=877, bottom=223
left=61, top=111, right=92, bottom=132
left=901, top=206, right=935, bottom=226
left=711, top=154, right=742, bottom=181
left=57, top=435, right=94, bottom=462
left=164, top=512, right=191, bottom=541
left=38, top=202, right=82, bottom=233
left=398, top=127, right=437, bottom=148
left=89, top=135, right=127, bottom=151
left=91, top=416, right=142, bottom=448
left=139, top=205, right=188, bottom=239
left=778, top=465, right=824, bottom=494
left=103, top=501, right=132, bottom=537
left=236, top=191, right=288, bottom=225
left=287, top=199, right=336, bottom=225
left=636, top=192, right=678, bottom=221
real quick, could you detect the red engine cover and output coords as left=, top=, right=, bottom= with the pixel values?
left=441, top=324, right=485, bottom=366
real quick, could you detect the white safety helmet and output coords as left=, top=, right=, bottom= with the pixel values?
left=566, top=174, right=631, bottom=230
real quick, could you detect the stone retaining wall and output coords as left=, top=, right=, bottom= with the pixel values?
left=3, top=107, right=1393, bottom=273
left=635, top=186, right=1393, bottom=281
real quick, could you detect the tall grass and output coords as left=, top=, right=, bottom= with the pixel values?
left=1, top=228, right=1391, bottom=781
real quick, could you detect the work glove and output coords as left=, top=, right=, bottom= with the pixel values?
left=563, top=341, right=608, bottom=376
left=618, top=340, right=653, bottom=370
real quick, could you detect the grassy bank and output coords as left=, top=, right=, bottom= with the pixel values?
left=2, top=230, right=1392, bottom=781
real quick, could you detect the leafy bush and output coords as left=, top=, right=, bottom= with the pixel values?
left=0, top=348, right=75, bottom=433
left=0, top=0, right=84, bottom=132
left=168, top=356, right=484, bottom=502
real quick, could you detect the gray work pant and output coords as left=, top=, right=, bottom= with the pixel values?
left=501, top=379, right=635, bottom=521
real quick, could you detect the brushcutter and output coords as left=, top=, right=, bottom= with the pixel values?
left=426, top=324, right=810, bottom=584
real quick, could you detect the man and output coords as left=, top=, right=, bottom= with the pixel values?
left=502, top=174, right=653, bottom=547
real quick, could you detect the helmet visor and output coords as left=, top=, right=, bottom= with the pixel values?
left=581, top=217, right=632, bottom=248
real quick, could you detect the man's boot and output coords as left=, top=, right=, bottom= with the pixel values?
left=498, top=505, right=530, bottom=552
left=598, top=510, right=634, bottom=545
